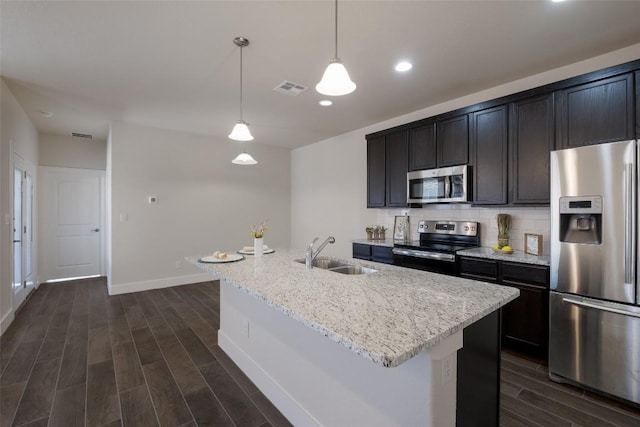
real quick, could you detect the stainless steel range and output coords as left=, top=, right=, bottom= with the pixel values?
left=392, top=220, right=480, bottom=275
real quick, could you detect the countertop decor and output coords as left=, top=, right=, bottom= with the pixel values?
left=188, top=248, right=518, bottom=368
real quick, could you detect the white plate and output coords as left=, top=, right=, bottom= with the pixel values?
left=238, top=248, right=275, bottom=255
left=199, top=253, right=244, bottom=263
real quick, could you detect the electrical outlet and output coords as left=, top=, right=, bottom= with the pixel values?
left=441, top=354, right=454, bottom=384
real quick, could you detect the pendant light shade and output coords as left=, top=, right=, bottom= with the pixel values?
left=316, top=0, right=356, bottom=96
left=228, top=120, right=253, bottom=141
left=232, top=152, right=258, bottom=165
left=316, top=58, right=356, bottom=96
left=229, top=37, right=254, bottom=141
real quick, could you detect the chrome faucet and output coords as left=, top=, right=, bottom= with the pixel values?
left=305, top=236, right=336, bottom=269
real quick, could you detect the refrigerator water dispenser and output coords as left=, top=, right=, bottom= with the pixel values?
left=559, top=196, right=602, bottom=244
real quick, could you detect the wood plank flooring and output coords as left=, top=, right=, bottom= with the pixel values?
left=2, top=277, right=640, bottom=427
left=500, top=350, right=640, bottom=427
left=0, top=278, right=291, bottom=427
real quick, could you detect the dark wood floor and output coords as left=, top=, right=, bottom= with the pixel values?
left=0, top=278, right=291, bottom=427
left=500, top=350, right=640, bottom=427
left=2, top=278, right=640, bottom=427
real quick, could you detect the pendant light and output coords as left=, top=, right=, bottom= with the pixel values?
left=232, top=152, right=258, bottom=165
left=316, top=0, right=356, bottom=96
left=229, top=37, right=254, bottom=141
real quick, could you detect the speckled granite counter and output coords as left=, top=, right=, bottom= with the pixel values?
left=352, top=238, right=395, bottom=247
left=457, top=247, right=550, bottom=266
left=187, top=248, right=519, bottom=368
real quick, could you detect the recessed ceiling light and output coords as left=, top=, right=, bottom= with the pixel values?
left=395, top=61, right=413, bottom=72
left=551, top=0, right=566, bottom=2
left=39, top=110, right=54, bottom=117
left=319, top=100, right=333, bottom=106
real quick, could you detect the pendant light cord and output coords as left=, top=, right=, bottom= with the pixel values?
left=334, top=0, right=338, bottom=58
left=239, top=45, right=243, bottom=120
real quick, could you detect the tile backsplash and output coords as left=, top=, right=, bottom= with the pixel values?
left=376, top=205, right=551, bottom=255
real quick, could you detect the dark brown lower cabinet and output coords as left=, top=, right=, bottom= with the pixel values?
left=352, top=243, right=393, bottom=264
left=458, top=256, right=550, bottom=360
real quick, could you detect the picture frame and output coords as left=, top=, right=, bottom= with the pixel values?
left=393, top=215, right=410, bottom=241
left=525, top=233, right=543, bottom=256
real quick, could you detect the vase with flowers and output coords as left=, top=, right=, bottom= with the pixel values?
left=496, top=213, right=511, bottom=249
left=250, top=220, right=269, bottom=257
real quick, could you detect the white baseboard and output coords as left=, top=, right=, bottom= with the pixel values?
left=1, top=310, right=15, bottom=336
left=108, top=272, right=215, bottom=295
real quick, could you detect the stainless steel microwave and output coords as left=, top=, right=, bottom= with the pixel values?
left=407, top=165, right=469, bottom=204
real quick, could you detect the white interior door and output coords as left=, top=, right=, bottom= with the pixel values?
left=43, top=167, right=104, bottom=282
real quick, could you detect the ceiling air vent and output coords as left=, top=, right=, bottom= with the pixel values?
left=273, top=80, right=308, bottom=96
left=71, top=132, right=93, bottom=139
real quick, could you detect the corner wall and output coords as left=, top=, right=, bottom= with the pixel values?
left=109, top=121, right=291, bottom=294
left=291, top=44, right=640, bottom=258
left=0, top=79, right=40, bottom=334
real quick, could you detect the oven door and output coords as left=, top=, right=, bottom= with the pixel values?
left=392, top=248, right=456, bottom=275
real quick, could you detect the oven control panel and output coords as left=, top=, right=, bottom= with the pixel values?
left=418, top=220, right=479, bottom=236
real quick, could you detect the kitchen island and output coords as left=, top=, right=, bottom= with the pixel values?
left=188, top=248, right=518, bottom=426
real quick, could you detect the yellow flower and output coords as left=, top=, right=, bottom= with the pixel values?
left=250, top=220, right=269, bottom=238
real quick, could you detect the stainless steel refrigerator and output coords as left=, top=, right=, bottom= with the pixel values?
left=550, top=139, right=640, bottom=405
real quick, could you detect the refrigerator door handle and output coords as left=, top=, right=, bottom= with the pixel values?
left=562, top=295, right=640, bottom=319
left=624, top=162, right=635, bottom=285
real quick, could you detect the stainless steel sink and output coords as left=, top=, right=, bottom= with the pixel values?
left=328, top=265, right=378, bottom=275
left=294, top=257, right=377, bottom=275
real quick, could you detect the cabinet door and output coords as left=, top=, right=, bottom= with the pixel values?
left=509, top=94, right=554, bottom=205
left=409, top=124, right=436, bottom=171
left=437, top=115, right=469, bottom=167
left=385, top=131, right=409, bottom=207
left=556, top=73, right=634, bottom=148
left=501, top=283, right=548, bottom=358
left=501, top=262, right=549, bottom=359
left=353, top=243, right=372, bottom=260
left=371, top=246, right=393, bottom=264
left=367, top=136, right=386, bottom=208
left=472, top=105, right=509, bottom=205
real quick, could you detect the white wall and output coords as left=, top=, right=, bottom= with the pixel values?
left=109, top=121, right=290, bottom=294
left=39, top=133, right=107, bottom=170
left=291, top=44, right=640, bottom=259
left=0, top=79, right=40, bottom=333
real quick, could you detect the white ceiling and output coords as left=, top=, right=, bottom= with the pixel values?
left=3, top=1, right=640, bottom=149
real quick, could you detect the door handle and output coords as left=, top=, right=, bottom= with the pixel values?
left=13, top=240, right=21, bottom=243
left=91, top=228, right=100, bottom=232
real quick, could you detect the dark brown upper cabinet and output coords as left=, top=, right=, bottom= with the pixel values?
left=385, top=131, right=409, bottom=207
left=366, top=130, right=408, bottom=208
left=367, top=136, right=386, bottom=208
left=471, top=105, right=509, bottom=205
left=509, top=94, right=555, bottom=205
left=556, top=73, right=634, bottom=148
left=408, top=123, right=436, bottom=171
left=437, top=115, right=469, bottom=167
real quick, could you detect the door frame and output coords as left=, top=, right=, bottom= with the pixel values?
left=10, top=149, right=37, bottom=311
left=39, top=166, right=106, bottom=282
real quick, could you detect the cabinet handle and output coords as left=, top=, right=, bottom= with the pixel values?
left=91, top=228, right=100, bottom=232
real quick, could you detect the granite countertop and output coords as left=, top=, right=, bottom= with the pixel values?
left=187, top=248, right=518, bottom=368
left=352, top=238, right=396, bottom=247
left=457, top=247, right=551, bottom=266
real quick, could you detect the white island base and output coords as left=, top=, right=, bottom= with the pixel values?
left=219, top=280, right=463, bottom=427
